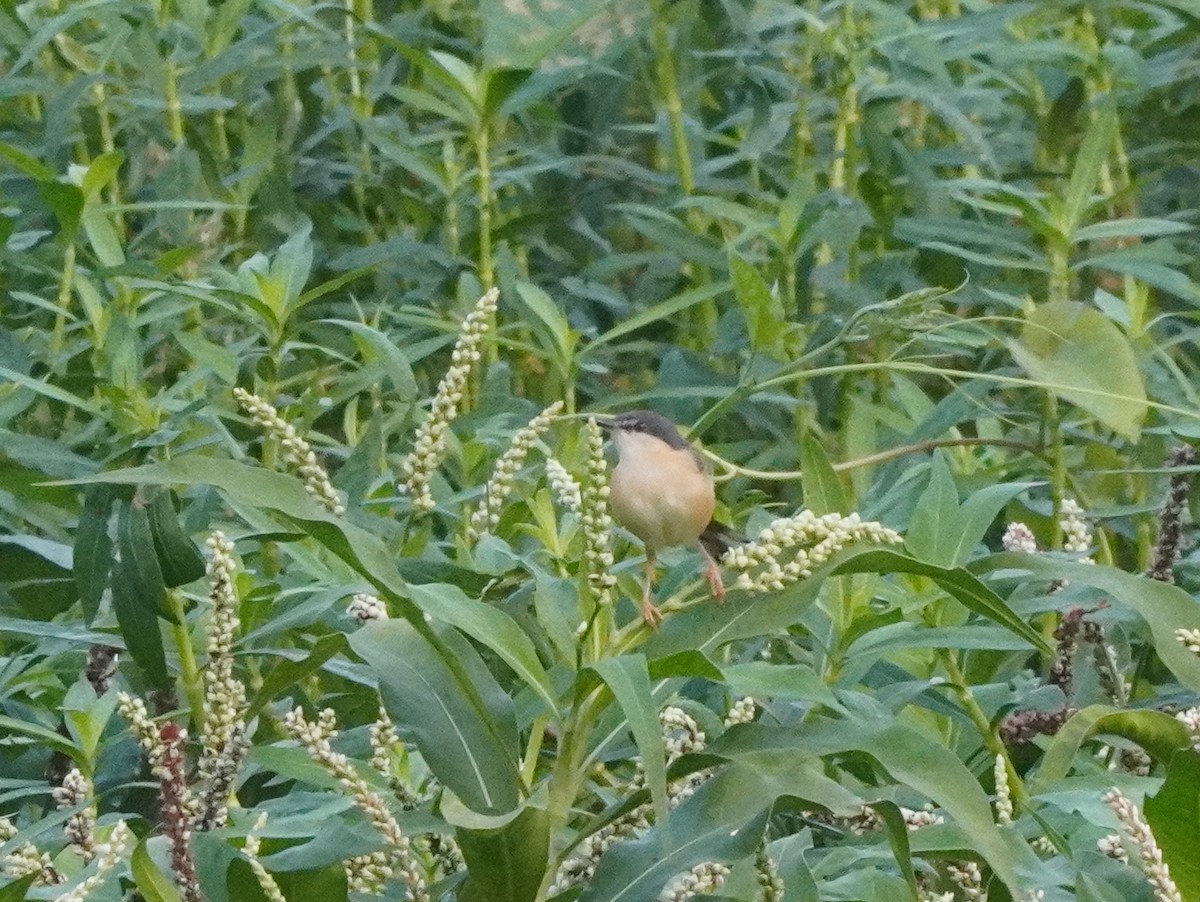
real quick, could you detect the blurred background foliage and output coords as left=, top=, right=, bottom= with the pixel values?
left=3, top=0, right=1200, bottom=900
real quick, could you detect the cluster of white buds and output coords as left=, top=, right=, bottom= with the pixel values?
left=1174, top=707, right=1200, bottom=751
left=1031, top=836, right=1056, bottom=856
left=755, top=846, right=784, bottom=902
left=545, top=456, right=582, bottom=514
left=116, top=694, right=172, bottom=775
left=243, top=814, right=287, bottom=902
left=52, top=767, right=96, bottom=862
left=2, top=824, right=58, bottom=886
left=468, top=402, right=563, bottom=539
left=369, top=706, right=399, bottom=779
left=550, top=812, right=649, bottom=892
left=234, top=388, right=344, bottom=515
left=582, top=418, right=617, bottom=607
left=1098, top=833, right=1129, bottom=863
left=1023, top=893, right=1046, bottom=902
left=282, top=708, right=429, bottom=902
left=346, top=851, right=395, bottom=894
left=398, top=288, right=500, bottom=512
left=1060, top=498, right=1093, bottom=558
left=1175, top=628, right=1200, bottom=655
left=902, top=805, right=944, bottom=831
left=724, top=510, right=902, bottom=593
left=661, top=707, right=706, bottom=764
left=197, top=531, right=248, bottom=830
left=947, top=861, right=984, bottom=900
left=1002, top=522, right=1038, bottom=554
left=1103, top=788, right=1183, bottom=902
left=348, top=592, right=389, bottom=623
left=993, top=754, right=1014, bottom=826
left=657, top=862, right=730, bottom=901
left=724, top=696, right=757, bottom=726
left=53, top=820, right=131, bottom=902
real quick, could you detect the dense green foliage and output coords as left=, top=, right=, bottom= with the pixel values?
left=3, top=0, right=1200, bottom=900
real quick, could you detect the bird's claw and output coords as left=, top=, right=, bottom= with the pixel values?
left=705, top=561, right=726, bottom=603
left=641, top=598, right=663, bottom=630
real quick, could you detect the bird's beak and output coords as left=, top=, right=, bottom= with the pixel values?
left=559, top=412, right=616, bottom=433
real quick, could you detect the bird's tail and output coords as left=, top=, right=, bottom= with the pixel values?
left=699, top=520, right=746, bottom=559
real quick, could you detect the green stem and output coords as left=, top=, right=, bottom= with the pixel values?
left=536, top=691, right=601, bottom=901
left=50, top=243, right=76, bottom=363
left=1045, top=392, right=1065, bottom=549
left=169, top=590, right=206, bottom=725
left=651, top=6, right=694, bottom=196
left=474, top=123, right=494, bottom=289
left=938, top=649, right=1029, bottom=810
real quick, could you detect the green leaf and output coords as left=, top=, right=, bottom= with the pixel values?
left=1060, top=107, right=1118, bottom=239
left=350, top=620, right=522, bottom=815
left=730, top=254, right=785, bottom=357
left=1144, top=750, right=1200, bottom=902
left=801, top=433, right=847, bottom=515
left=586, top=655, right=669, bottom=826
left=514, top=281, right=574, bottom=375
left=247, top=633, right=349, bottom=719
left=62, top=677, right=117, bottom=765
left=0, top=534, right=76, bottom=619
left=408, top=582, right=558, bottom=716
left=832, top=549, right=1052, bottom=654
left=132, top=837, right=184, bottom=902
left=482, top=0, right=621, bottom=69
left=951, top=482, right=1038, bottom=566
left=870, top=801, right=921, bottom=901
left=174, top=330, right=239, bottom=383
left=583, top=283, right=727, bottom=353
left=0, top=874, right=37, bottom=901
left=146, top=489, right=206, bottom=588
left=712, top=720, right=1047, bottom=897
left=81, top=151, right=124, bottom=201
left=458, top=804, right=549, bottom=902
left=1031, top=707, right=1192, bottom=795
left=0, top=714, right=79, bottom=758
left=579, top=797, right=769, bottom=902
left=1009, top=300, right=1146, bottom=440
left=904, top=453, right=960, bottom=566
left=720, top=662, right=839, bottom=709
left=317, top=319, right=418, bottom=402
left=977, top=554, right=1200, bottom=692
left=116, top=497, right=173, bottom=622
left=0, top=139, right=55, bottom=180
left=111, top=552, right=169, bottom=688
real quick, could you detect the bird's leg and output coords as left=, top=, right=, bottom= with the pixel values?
left=641, top=548, right=663, bottom=629
left=696, top=541, right=726, bottom=602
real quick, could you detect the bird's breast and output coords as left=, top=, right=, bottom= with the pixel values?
left=609, top=443, right=715, bottom=552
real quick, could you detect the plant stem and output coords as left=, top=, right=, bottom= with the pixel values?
left=1045, top=392, right=1065, bottom=548
left=474, top=121, right=494, bottom=289
left=169, top=590, right=206, bottom=725
left=651, top=5, right=694, bottom=196
left=938, top=649, right=1029, bottom=810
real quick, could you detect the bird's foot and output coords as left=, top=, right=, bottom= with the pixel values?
left=705, top=560, right=726, bottom=602
left=641, top=597, right=664, bottom=630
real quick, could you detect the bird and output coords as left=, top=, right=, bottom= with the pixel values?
left=597, top=410, right=742, bottom=628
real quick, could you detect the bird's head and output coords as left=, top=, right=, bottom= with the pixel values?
left=595, top=410, right=691, bottom=454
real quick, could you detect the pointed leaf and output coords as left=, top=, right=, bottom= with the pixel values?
left=1009, top=301, right=1146, bottom=440
left=586, top=655, right=669, bottom=826
left=73, top=484, right=115, bottom=623
left=351, top=620, right=522, bottom=815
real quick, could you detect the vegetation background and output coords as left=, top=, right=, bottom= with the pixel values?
left=2, top=0, right=1200, bottom=900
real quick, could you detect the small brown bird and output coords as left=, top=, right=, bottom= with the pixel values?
left=598, top=410, right=741, bottom=627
